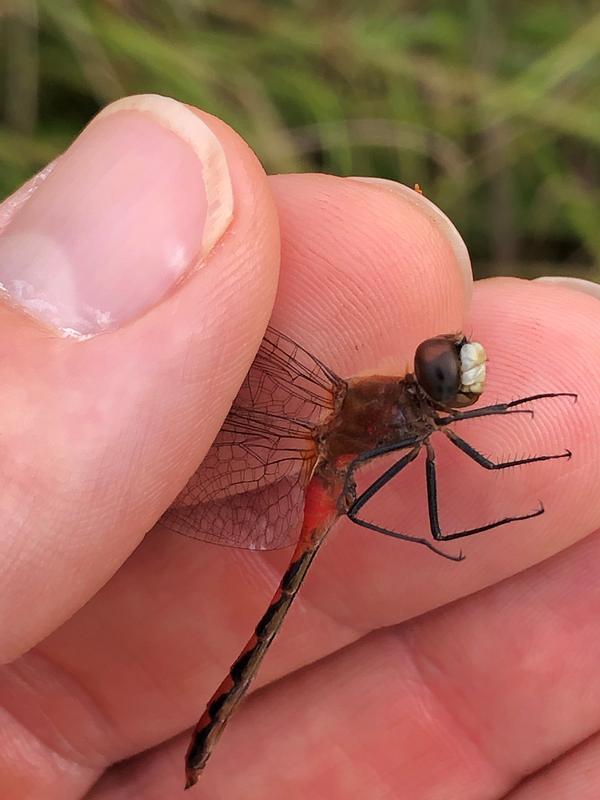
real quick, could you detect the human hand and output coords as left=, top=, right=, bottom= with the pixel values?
left=1, top=95, right=599, bottom=799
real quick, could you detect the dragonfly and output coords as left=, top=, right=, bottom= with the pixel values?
left=159, top=326, right=574, bottom=789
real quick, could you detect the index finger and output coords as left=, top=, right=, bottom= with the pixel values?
left=259, top=175, right=598, bottom=625
left=269, top=173, right=473, bottom=373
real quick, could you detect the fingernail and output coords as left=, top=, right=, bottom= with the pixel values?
left=0, top=94, right=233, bottom=336
left=348, top=177, right=472, bottom=291
left=534, top=276, right=600, bottom=301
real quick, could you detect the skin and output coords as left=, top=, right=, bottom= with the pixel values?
left=1, top=102, right=600, bottom=800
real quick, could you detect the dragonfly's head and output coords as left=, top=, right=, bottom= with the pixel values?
left=414, top=334, right=487, bottom=409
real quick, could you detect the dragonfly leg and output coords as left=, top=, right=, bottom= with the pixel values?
left=346, top=446, right=464, bottom=561
left=343, top=436, right=423, bottom=505
left=347, top=436, right=423, bottom=471
left=346, top=446, right=422, bottom=512
left=437, top=392, right=577, bottom=425
left=444, top=428, right=572, bottom=469
left=424, top=441, right=544, bottom=543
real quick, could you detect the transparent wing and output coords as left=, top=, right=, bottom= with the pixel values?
left=159, top=328, right=345, bottom=550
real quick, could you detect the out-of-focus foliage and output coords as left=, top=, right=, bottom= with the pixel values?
left=1, top=0, right=598, bottom=277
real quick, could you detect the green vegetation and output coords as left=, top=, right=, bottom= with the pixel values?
left=1, top=1, right=598, bottom=278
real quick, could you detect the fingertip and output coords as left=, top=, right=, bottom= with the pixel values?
left=534, top=275, right=600, bottom=302
left=348, top=177, right=473, bottom=302
left=268, top=173, right=471, bottom=375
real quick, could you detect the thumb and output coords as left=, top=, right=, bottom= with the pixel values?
left=0, top=94, right=279, bottom=661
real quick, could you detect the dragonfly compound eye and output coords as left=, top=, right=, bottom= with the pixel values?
left=414, top=335, right=487, bottom=408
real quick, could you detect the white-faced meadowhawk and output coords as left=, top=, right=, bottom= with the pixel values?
left=159, top=326, right=574, bottom=789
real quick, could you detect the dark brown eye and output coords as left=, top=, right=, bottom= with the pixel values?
left=414, top=336, right=461, bottom=405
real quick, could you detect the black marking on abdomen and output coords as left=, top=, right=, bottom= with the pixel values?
left=208, top=691, right=228, bottom=720
left=280, top=556, right=305, bottom=592
left=186, top=536, right=330, bottom=783
left=230, top=646, right=255, bottom=683
left=255, top=594, right=287, bottom=638
left=187, top=722, right=211, bottom=767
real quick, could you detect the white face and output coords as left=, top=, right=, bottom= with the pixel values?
left=459, top=341, right=487, bottom=396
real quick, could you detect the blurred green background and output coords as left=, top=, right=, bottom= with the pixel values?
left=1, top=1, right=598, bottom=280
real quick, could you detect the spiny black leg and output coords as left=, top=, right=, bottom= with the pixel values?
left=425, top=442, right=544, bottom=543
left=444, top=429, right=572, bottom=469
left=436, top=408, right=535, bottom=425
left=349, top=514, right=465, bottom=561
left=438, top=392, right=577, bottom=426
left=343, top=436, right=422, bottom=510
left=348, top=446, right=422, bottom=515
left=346, top=445, right=464, bottom=561
left=348, top=436, right=422, bottom=470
